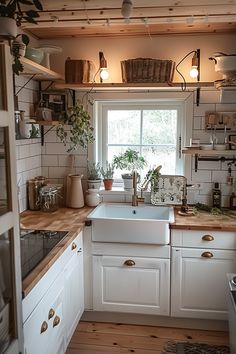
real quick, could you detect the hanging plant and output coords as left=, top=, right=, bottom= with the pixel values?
left=0, top=0, right=43, bottom=74
left=56, top=101, right=95, bottom=152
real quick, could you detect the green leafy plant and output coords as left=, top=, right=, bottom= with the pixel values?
left=57, top=101, right=95, bottom=152
left=113, top=148, right=147, bottom=176
left=101, top=162, right=114, bottom=179
left=87, top=162, right=101, bottom=180
left=0, top=0, right=43, bottom=25
left=0, top=0, right=43, bottom=74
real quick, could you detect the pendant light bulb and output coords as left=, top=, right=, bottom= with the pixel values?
left=121, top=0, right=133, bottom=19
left=100, top=68, right=109, bottom=80
left=190, top=66, right=198, bottom=78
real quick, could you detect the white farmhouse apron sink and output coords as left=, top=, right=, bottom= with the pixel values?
left=87, top=203, right=174, bottom=244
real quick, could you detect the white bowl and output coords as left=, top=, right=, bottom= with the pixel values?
left=200, top=144, right=213, bottom=150
left=214, top=144, right=227, bottom=151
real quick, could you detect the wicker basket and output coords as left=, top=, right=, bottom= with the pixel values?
left=121, top=58, right=175, bottom=83
left=65, top=57, right=94, bottom=84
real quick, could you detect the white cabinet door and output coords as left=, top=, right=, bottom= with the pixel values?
left=171, top=247, right=236, bottom=320
left=24, top=273, right=65, bottom=354
left=64, top=232, right=84, bottom=345
left=93, top=255, right=170, bottom=315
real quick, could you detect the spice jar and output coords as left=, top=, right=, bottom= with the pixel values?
left=39, top=186, right=61, bottom=212
left=85, top=189, right=100, bottom=207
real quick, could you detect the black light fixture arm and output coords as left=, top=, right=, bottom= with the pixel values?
left=176, top=49, right=200, bottom=91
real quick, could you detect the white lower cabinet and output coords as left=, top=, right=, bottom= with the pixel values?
left=24, top=273, right=65, bottom=354
left=171, top=230, right=236, bottom=320
left=64, top=234, right=84, bottom=345
left=93, top=244, right=170, bottom=315
left=23, top=232, right=84, bottom=354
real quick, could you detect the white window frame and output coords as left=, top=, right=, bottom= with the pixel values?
left=85, top=91, right=194, bottom=182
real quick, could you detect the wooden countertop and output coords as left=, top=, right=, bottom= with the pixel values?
left=172, top=208, right=236, bottom=231
left=20, top=205, right=236, bottom=297
left=20, top=207, right=93, bottom=297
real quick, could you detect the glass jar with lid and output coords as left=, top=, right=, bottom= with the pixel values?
left=39, top=186, right=61, bottom=212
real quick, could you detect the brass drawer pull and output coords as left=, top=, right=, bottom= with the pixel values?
left=124, top=259, right=135, bottom=266
left=202, top=234, right=214, bottom=241
left=40, top=321, right=48, bottom=333
left=201, top=251, right=213, bottom=258
left=48, top=308, right=55, bottom=320
left=53, top=315, right=61, bottom=328
left=72, top=242, right=77, bottom=250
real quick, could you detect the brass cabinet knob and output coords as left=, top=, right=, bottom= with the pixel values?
left=53, top=315, right=61, bottom=328
left=202, top=234, right=214, bottom=241
left=71, top=242, right=77, bottom=250
left=48, top=308, right=55, bottom=320
left=201, top=251, right=213, bottom=258
left=124, top=259, right=135, bottom=266
left=40, top=321, right=48, bottom=333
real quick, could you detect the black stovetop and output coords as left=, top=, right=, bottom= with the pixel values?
left=20, top=229, right=68, bottom=279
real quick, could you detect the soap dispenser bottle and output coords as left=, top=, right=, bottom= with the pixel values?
left=212, top=182, right=221, bottom=208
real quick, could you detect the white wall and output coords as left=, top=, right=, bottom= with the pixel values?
left=41, top=33, right=236, bottom=83
left=15, top=33, right=236, bottom=211
left=15, top=76, right=41, bottom=212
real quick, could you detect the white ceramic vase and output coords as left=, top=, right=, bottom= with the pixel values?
left=85, top=189, right=100, bottom=207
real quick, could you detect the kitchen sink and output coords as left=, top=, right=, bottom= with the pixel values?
left=87, top=203, right=174, bottom=244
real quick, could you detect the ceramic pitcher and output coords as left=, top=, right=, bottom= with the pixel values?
left=67, top=174, right=84, bottom=208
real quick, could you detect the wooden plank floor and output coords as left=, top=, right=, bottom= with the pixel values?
left=66, top=321, right=229, bottom=354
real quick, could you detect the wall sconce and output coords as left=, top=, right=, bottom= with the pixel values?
left=121, top=0, right=133, bottom=19
left=99, top=51, right=109, bottom=82
left=176, top=49, right=200, bottom=90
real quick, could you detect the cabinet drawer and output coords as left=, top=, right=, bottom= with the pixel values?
left=171, top=229, right=236, bottom=249
left=60, top=232, right=82, bottom=265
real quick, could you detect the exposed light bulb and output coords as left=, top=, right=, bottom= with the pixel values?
left=100, top=68, right=109, bottom=80
left=121, top=0, right=133, bottom=19
left=190, top=66, right=199, bottom=78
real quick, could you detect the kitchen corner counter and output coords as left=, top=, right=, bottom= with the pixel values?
left=20, top=206, right=93, bottom=297
left=172, top=208, right=236, bottom=231
left=20, top=206, right=94, bottom=232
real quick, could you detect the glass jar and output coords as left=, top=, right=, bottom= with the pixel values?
left=85, top=189, right=100, bottom=207
left=39, top=186, right=61, bottom=212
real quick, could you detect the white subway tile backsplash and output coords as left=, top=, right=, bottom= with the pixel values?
left=212, top=170, right=228, bottom=183
left=191, top=170, right=211, bottom=183
left=194, top=103, right=215, bottom=116
left=42, top=155, right=59, bottom=167
left=198, top=90, right=220, bottom=104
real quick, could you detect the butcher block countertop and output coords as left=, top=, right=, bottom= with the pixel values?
left=173, top=208, right=236, bottom=231
left=20, top=207, right=93, bottom=297
left=20, top=205, right=236, bottom=297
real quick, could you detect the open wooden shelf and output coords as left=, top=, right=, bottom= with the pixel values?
left=182, top=148, right=236, bottom=156
left=21, top=57, right=64, bottom=81
left=55, top=82, right=214, bottom=91
left=35, top=120, right=60, bottom=126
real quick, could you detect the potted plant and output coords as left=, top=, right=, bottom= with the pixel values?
left=87, top=161, right=102, bottom=190
left=101, top=161, right=114, bottom=190
left=0, top=0, right=43, bottom=74
left=56, top=101, right=95, bottom=153
left=112, top=148, right=147, bottom=190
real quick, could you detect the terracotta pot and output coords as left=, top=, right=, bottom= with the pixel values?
left=103, top=179, right=113, bottom=191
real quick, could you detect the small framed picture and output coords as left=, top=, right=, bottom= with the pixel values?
left=229, top=135, right=236, bottom=150
left=41, top=91, right=67, bottom=120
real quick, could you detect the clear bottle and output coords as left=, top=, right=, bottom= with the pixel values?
left=212, top=182, right=221, bottom=208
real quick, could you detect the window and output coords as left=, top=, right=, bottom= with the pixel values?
left=96, top=99, right=189, bottom=180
